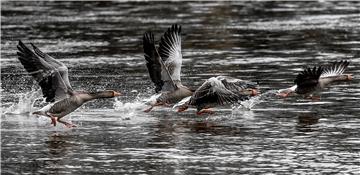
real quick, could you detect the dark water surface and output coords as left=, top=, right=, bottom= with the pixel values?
left=1, top=1, right=360, bottom=174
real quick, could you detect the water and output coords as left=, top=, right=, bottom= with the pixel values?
left=1, top=1, right=360, bottom=174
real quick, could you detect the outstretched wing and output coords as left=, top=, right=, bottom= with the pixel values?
left=294, top=66, right=324, bottom=94
left=320, top=60, right=350, bottom=78
left=189, top=76, right=250, bottom=106
left=143, top=32, right=164, bottom=93
left=159, top=24, right=183, bottom=83
left=218, top=76, right=257, bottom=94
left=30, top=43, right=72, bottom=91
left=17, top=40, right=73, bottom=102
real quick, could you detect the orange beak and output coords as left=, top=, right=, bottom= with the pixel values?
left=113, top=91, right=122, bottom=97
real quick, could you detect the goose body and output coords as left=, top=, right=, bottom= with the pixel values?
left=17, top=41, right=121, bottom=127
left=143, top=24, right=193, bottom=112
left=176, top=76, right=258, bottom=115
left=278, top=60, right=352, bottom=98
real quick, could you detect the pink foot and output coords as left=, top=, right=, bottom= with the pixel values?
left=177, top=106, right=189, bottom=113
left=308, top=96, right=321, bottom=101
left=276, top=92, right=289, bottom=98
left=143, top=106, right=153, bottom=113
left=196, top=109, right=215, bottom=115
left=64, top=123, right=77, bottom=128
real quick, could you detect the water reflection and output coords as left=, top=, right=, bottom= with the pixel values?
left=46, top=134, right=74, bottom=156
left=296, top=113, right=320, bottom=132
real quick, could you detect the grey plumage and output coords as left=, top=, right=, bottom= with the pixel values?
left=321, top=60, right=350, bottom=78
left=294, top=60, right=350, bottom=95
left=278, top=60, right=352, bottom=97
left=17, top=41, right=121, bottom=127
left=47, top=96, right=82, bottom=118
left=143, top=24, right=192, bottom=111
left=187, top=76, right=257, bottom=111
left=158, top=24, right=183, bottom=83
left=17, top=40, right=73, bottom=102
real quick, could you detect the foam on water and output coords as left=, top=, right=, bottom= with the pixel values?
left=2, top=89, right=43, bottom=115
left=113, top=92, right=157, bottom=114
left=236, top=90, right=278, bottom=110
left=141, top=93, right=161, bottom=106
left=113, top=98, right=146, bottom=115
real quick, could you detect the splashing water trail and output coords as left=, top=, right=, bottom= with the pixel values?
left=236, top=90, right=278, bottom=110
left=3, top=89, right=42, bottom=115
left=113, top=92, right=148, bottom=113
left=142, top=93, right=161, bottom=106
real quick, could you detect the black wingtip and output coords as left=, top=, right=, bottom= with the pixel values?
left=161, top=24, right=182, bottom=41
left=167, top=24, right=181, bottom=35
left=17, top=40, right=26, bottom=49
left=337, top=60, right=350, bottom=68
left=143, top=31, right=155, bottom=45
left=17, top=40, right=30, bottom=55
left=30, top=43, right=36, bottom=49
left=294, top=66, right=324, bottom=85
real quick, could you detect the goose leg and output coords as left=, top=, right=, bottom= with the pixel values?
left=143, top=102, right=165, bottom=112
left=143, top=106, right=154, bottom=113
left=276, top=92, right=290, bottom=98
left=312, top=96, right=321, bottom=101
left=47, top=113, right=58, bottom=126
left=177, top=106, right=189, bottom=113
left=57, top=118, right=77, bottom=128
left=163, top=102, right=171, bottom=107
left=196, top=108, right=215, bottom=115
left=305, top=95, right=321, bottom=101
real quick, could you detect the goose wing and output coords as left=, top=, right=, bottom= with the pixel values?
left=158, top=24, right=183, bottom=84
left=320, top=60, right=350, bottom=78
left=189, top=76, right=250, bottom=106
left=143, top=32, right=164, bottom=93
left=217, top=76, right=258, bottom=93
left=17, top=40, right=73, bottom=102
left=30, top=43, right=72, bottom=90
left=294, top=66, right=324, bottom=94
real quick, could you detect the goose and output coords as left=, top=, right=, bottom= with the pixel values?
left=277, top=60, right=352, bottom=99
left=17, top=40, right=121, bottom=128
left=143, top=24, right=193, bottom=112
left=176, top=76, right=258, bottom=115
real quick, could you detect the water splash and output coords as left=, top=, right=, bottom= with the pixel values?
left=236, top=90, right=278, bottom=110
left=3, top=89, right=43, bottom=115
left=142, top=93, right=161, bottom=106
left=113, top=93, right=147, bottom=112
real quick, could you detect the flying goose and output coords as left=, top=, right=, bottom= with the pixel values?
left=176, top=76, right=258, bottom=115
left=17, top=40, right=121, bottom=128
left=277, top=60, right=352, bottom=99
left=143, top=24, right=193, bottom=112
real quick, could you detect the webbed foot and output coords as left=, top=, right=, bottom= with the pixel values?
left=143, top=106, right=154, bottom=113
left=196, top=109, right=215, bottom=115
